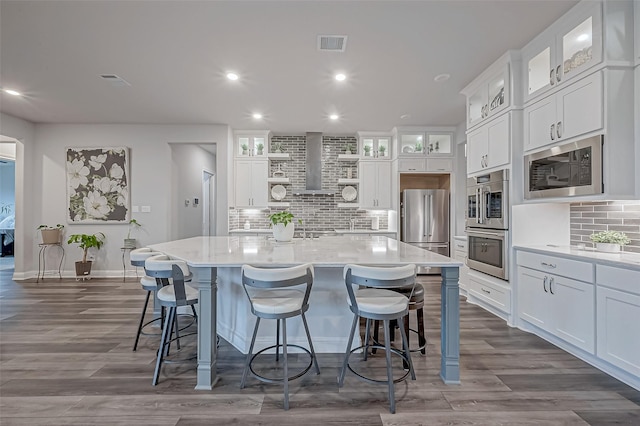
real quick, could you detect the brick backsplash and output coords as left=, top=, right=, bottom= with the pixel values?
left=229, top=135, right=390, bottom=232
left=570, top=201, right=640, bottom=253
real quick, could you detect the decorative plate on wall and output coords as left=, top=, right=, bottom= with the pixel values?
left=271, top=185, right=286, bottom=201
left=342, top=186, right=357, bottom=202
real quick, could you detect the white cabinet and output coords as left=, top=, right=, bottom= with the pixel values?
left=359, top=161, right=391, bottom=209
left=234, top=160, right=268, bottom=208
left=467, top=63, right=510, bottom=129
left=522, top=1, right=602, bottom=102
left=235, top=130, right=271, bottom=158
left=453, top=238, right=469, bottom=293
left=524, top=71, right=602, bottom=152
left=359, top=133, right=392, bottom=159
left=466, top=113, right=510, bottom=174
left=517, top=251, right=595, bottom=354
left=397, top=130, right=454, bottom=157
left=398, top=158, right=452, bottom=173
left=596, top=265, right=640, bottom=376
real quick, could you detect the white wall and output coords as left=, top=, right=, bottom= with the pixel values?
left=454, top=121, right=467, bottom=236
left=3, top=119, right=229, bottom=278
left=170, top=144, right=216, bottom=240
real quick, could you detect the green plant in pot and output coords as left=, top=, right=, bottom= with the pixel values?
left=37, top=224, right=65, bottom=245
left=379, top=145, right=387, bottom=156
left=363, top=145, right=371, bottom=156
left=272, top=142, right=284, bottom=153
left=124, top=219, right=141, bottom=248
left=67, top=232, right=105, bottom=277
left=589, top=230, right=630, bottom=253
left=268, top=210, right=295, bottom=242
left=241, top=143, right=249, bottom=155
left=256, top=143, right=264, bottom=155
left=415, top=141, right=423, bottom=153
left=343, top=143, right=354, bottom=155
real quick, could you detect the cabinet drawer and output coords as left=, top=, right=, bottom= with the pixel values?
left=453, top=239, right=467, bottom=252
left=468, top=274, right=511, bottom=313
left=398, top=158, right=425, bottom=172
left=426, top=158, right=452, bottom=172
left=517, top=250, right=594, bottom=282
left=596, top=265, right=640, bottom=295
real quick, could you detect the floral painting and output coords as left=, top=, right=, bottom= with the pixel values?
left=66, top=147, right=130, bottom=223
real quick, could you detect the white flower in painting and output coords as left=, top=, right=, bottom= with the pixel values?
left=116, top=185, right=128, bottom=206
left=93, top=176, right=116, bottom=193
left=109, top=163, right=124, bottom=180
left=83, top=191, right=110, bottom=219
left=88, top=153, right=107, bottom=170
left=67, top=159, right=90, bottom=189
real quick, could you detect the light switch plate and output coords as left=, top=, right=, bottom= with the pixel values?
left=132, top=205, right=140, bottom=213
left=141, top=205, right=151, bottom=213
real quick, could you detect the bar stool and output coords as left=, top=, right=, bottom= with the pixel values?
left=338, top=264, right=417, bottom=414
left=145, top=255, right=198, bottom=386
left=240, top=263, right=320, bottom=411
left=130, top=248, right=164, bottom=351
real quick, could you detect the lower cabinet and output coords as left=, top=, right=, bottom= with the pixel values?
left=467, top=271, right=511, bottom=315
left=453, top=238, right=469, bottom=292
left=596, top=265, right=640, bottom=377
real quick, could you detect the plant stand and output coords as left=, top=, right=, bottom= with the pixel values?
left=37, top=243, right=64, bottom=283
left=75, top=261, right=93, bottom=281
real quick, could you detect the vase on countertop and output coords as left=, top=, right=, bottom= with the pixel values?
left=595, top=242, right=621, bottom=253
left=272, top=223, right=294, bottom=242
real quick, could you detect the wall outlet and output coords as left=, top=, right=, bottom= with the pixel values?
left=141, top=205, right=151, bottom=212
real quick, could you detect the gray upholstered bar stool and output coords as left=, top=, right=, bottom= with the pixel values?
left=145, top=255, right=198, bottom=386
left=240, top=263, right=320, bottom=411
left=338, top=263, right=417, bottom=414
left=130, top=247, right=164, bottom=351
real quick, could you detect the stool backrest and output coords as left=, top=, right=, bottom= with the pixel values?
left=241, top=263, right=314, bottom=314
left=171, top=264, right=190, bottom=307
left=130, top=248, right=163, bottom=267
left=145, top=254, right=191, bottom=279
left=343, top=264, right=417, bottom=313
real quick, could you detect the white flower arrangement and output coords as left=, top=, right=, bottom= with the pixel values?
left=589, top=230, right=630, bottom=245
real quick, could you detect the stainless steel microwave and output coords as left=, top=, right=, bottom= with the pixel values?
left=525, top=135, right=603, bottom=199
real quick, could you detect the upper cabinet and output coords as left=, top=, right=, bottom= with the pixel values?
left=522, top=1, right=602, bottom=103
left=396, top=129, right=454, bottom=158
left=234, top=130, right=271, bottom=158
left=467, top=113, right=511, bottom=175
left=358, top=132, right=392, bottom=159
left=467, top=62, right=510, bottom=129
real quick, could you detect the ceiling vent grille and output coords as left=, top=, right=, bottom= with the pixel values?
left=317, top=35, right=347, bottom=52
left=100, top=74, right=131, bottom=87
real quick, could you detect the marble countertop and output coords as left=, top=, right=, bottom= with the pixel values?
left=150, top=235, right=462, bottom=268
left=514, top=245, right=640, bottom=271
left=333, top=229, right=396, bottom=234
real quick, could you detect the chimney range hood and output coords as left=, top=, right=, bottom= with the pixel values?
left=293, top=132, right=335, bottom=196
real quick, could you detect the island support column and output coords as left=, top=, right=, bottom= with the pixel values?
left=440, top=266, right=460, bottom=384
left=194, top=266, right=218, bottom=390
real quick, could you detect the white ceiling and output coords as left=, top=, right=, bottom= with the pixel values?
left=0, top=0, right=579, bottom=134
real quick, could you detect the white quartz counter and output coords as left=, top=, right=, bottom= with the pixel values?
left=228, top=229, right=272, bottom=234
left=334, top=229, right=396, bottom=234
left=150, top=235, right=461, bottom=268
left=514, top=245, right=640, bottom=271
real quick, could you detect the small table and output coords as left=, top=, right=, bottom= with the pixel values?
left=37, top=243, right=65, bottom=282
left=121, top=247, right=137, bottom=282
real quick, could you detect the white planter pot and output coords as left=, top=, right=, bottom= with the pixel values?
left=596, top=242, right=621, bottom=253
left=272, top=223, right=294, bottom=242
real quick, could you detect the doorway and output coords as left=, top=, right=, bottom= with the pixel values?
left=0, top=138, right=17, bottom=270
left=202, top=170, right=216, bottom=236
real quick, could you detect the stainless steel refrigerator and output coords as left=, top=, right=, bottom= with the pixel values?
left=401, top=189, right=450, bottom=274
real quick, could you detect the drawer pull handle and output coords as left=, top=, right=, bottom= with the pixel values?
left=540, top=262, right=556, bottom=268
left=481, top=288, right=491, bottom=294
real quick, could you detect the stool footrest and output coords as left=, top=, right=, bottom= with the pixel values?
left=346, top=345, right=411, bottom=385
left=249, top=343, right=314, bottom=384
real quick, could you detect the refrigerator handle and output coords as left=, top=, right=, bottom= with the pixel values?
left=428, top=194, right=433, bottom=237
left=423, top=195, right=429, bottom=238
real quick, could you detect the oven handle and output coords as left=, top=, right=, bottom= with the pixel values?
left=467, top=230, right=505, bottom=238
left=477, top=187, right=483, bottom=224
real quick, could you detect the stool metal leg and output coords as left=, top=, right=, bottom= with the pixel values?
left=417, top=307, right=426, bottom=355
left=133, top=290, right=151, bottom=351
left=282, top=318, right=289, bottom=411
left=301, top=312, right=320, bottom=375
left=363, top=318, right=371, bottom=361
left=241, top=317, right=261, bottom=389
left=275, top=319, right=280, bottom=362
left=372, top=320, right=380, bottom=354
left=383, top=319, right=396, bottom=414
left=338, top=314, right=359, bottom=387
left=398, top=316, right=416, bottom=381
left=153, top=306, right=175, bottom=386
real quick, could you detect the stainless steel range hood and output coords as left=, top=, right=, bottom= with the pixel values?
left=293, top=132, right=334, bottom=196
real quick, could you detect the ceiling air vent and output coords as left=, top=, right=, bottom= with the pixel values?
left=317, top=35, right=347, bottom=52
left=100, top=74, right=131, bottom=87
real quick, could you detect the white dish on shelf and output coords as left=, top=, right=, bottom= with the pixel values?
left=342, top=186, right=357, bottom=202
left=271, top=185, right=286, bottom=201
left=402, top=145, right=415, bottom=153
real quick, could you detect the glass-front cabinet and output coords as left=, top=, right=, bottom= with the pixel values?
left=359, top=133, right=391, bottom=159
left=398, top=130, right=453, bottom=157
left=523, top=1, right=602, bottom=102
left=234, top=130, right=271, bottom=157
left=467, top=63, right=510, bottom=129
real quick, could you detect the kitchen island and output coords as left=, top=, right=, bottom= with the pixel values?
left=150, top=235, right=462, bottom=390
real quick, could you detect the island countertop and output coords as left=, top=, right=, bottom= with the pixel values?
left=149, top=235, right=462, bottom=268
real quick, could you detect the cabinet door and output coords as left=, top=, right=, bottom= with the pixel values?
left=556, top=71, right=602, bottom=141
left=376, top=162, right=391, bottom=208
left=597, top=286, right=640, bottom=376
left=486, top=114, right=510, bottom=169
left=548, top=274, right=595, bottom=353
left=468, top=86, right=488, bottom=128
left=523, top=39, right=556, bottom=102
left=524, top=94, right=557, bottom=152
left=426, top=133, right=453, bottom=156
left=234, top=160, right=253, bottom=207
left=250, top=161, right=269, bottom=207
left=466, top=126, right=487, bottom=174
left=398, top=158, right=425, bottom=172
left=359, top=161, right=377, bottom=208
left=360, top=161, right=390, bottom=209
left=557, top=2, right=602, bottom=85
left=517, top=267, right=549, bottom=330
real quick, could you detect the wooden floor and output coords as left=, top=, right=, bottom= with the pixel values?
left=1, top=267, right=638, bottom=425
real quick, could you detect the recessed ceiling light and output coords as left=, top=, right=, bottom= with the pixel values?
left=329, top=114, right=339, bottom=120
left=226, top=72, right=239, bottom=81
left=400, top=114, right=411, bottom=120
left=434, top=73, right=450, bottom=83
left=252, top=113, right=262, bottom=119
left=4, top=89, right=22, bottom=96
left=577, top=33, right=589, bottom=42
left=335, top=73, right=346, bottom=81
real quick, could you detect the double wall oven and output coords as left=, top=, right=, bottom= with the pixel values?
left=466, top=169, right=509, bottom=280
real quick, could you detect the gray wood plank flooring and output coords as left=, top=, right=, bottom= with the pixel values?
left=1, top=268, right=638, bottom=425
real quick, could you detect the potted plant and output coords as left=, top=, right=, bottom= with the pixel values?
left=268, top=210, right=295, bottom=242
left=379, top=145, right=387, bottom=156
left=37, top=224, right=65, bottom=245
left=241, top=143, right=249, bottom=155
left=67, top=232, right=105, bottom=277
left=256, top=143, right=264, bottom=155
left=124, top=219, right=141, bottom=248
left=363, top=145, right=371, bottom=156
left=415, top=141, right=423, bottom=153
left=589, top=230, right=630, bottom=253
left=272, top=142, right=284, bottom=153
left=344, top=143, right=354, bottom=155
